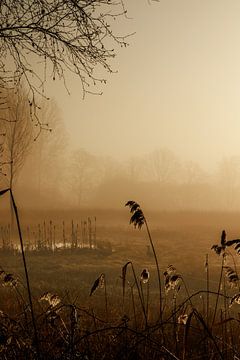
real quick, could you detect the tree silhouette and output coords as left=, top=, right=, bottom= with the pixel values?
left=0, top=1, right=138, bottom=100
left=69, top=148, right=98, bottom=207
left=147, top=148, right=181, bottom=184
left=0, top=86, right=33, bottom=189
left=0, top=85, right=33, bottom=241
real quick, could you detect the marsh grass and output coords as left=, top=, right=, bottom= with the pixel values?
left=1, top=200, right=240, bottom=358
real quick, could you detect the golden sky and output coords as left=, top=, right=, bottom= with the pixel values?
left=47, top=0, right=240, bottom=171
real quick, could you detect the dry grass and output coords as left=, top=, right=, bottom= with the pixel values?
left=0, top=208, right=240, bottom=358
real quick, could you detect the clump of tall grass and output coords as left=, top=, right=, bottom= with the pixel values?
left=122, top=202, right=240, bottom=358
left=125, top=201, right=163, bottom=323
left=2, top=198, right=240, bottom=358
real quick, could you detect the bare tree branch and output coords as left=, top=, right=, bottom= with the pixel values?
left=0, top=0, right=133, bottom=101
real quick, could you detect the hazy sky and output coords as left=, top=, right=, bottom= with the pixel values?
left=47, top=0, right=240, bottom=171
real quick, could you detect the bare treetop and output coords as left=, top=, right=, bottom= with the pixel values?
left=0, top=0, right=131, bottom=100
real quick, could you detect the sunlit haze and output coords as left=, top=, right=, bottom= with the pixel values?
left=2, top=0, right=240, bottom=211
left=2, top=3, right=240, bottom=357
left=47, top=0, right=240, bottom=170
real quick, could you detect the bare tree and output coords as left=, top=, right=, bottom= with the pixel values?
left=0, top=86, right=33, bottom=189
left=182, top=160, right=207, bottom=185
left=147, top=148, right=181, bottom=184
left=0, top=0, right=142, bottom=104
left=0, top=86, right=33, bottom=242
left=69, top=148, right=99, bottom=207
left=125, top=156, right=145, bottom=182
left=18, top=99, right=69, bottom=205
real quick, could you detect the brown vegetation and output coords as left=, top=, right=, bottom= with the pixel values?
left=0, top=204, right=239, bottom=358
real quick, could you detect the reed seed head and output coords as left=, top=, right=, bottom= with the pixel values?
left=0, top=271, right=17, bottom=287
left=90, top=273, right=105, bottom=296
left=39, top=292, right=61, bottom=307
left=230, top=294, right=240, bottom=307
left=125, top=201, right=145, bottom=229
left=224, top=266, right=239, bottom=288
left=212, top=230, right=240, bottom=256
left=140, top=269, right=150, bottom=284
left=164, top=265, right=181, bottom=293
left=178, top=314, right=188, bottom=325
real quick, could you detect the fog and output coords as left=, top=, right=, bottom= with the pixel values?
left=4, top=0, right=239, bottom=212
left=2, top=0, right=240, bottom=212
left=45, top=0, right=240, bottom=173
left=2, top=3, right=240, bottom=357
left=12, top=117, right=240, bottom=211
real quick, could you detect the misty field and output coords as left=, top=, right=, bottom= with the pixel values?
left=0, top=208, right=240, bottom=359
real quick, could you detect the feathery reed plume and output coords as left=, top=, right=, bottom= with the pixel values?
left=140, top=269, right=150, bottom=284
left=90, top=273, right=105, bottom=296
left=178, top=314, right=188, bottom=325
left=140, top=268, right=150, bottom=324
left=0, top=270, right=17, bottom=287
left=164, top=265, right=181, bottom=293
left=212, top=230, right=226, bottom=255
left=125, top=200, right=163, bottom=321
left=212, top=230, right=240, bottom=255
left=229, top=294, right=240, bottom=307
left=40, top=292, right=61, bottom=307
left=165, top=264, right=176, bottom=274
left=125, top=201, right=144, bottom=229
left=2, top=273, right=17, bottom=287
left=224, top=266, right=239, bottom=288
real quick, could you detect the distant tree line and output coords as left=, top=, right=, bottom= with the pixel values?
left=0, top=88, right=239, bottom=212
left=13, top=126, right=240, bottom=211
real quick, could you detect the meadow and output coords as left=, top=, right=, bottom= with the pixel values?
left=0, top=206, right=240, bottom=359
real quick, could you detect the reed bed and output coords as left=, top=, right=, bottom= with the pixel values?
left=0, top=199, right=240, bottom=359
left=0, top=217, right=113, bottom=256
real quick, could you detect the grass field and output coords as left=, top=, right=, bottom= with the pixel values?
left=0, top=208, right=240, bottom=359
